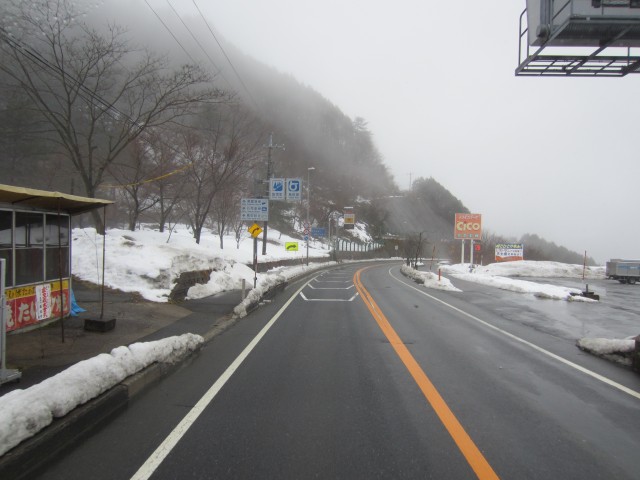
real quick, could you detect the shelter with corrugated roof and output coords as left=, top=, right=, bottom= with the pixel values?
left=0, top=184, right=112, bottom=333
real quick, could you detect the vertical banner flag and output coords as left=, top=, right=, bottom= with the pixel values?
left=454, top=213, right=482, bottom=240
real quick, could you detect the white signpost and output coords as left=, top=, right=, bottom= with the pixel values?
left=241, top=198, right=269, bottom=221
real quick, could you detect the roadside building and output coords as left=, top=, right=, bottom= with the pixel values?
left=0, top=184, right=112, bottom=333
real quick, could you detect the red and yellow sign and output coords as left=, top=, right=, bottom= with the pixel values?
left=454, top=213, right=482, bottom=240
left=5, top=280, right=70, bottom=332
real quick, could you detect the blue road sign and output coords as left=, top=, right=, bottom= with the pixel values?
left=241, top=198, right=269, bottom=221
left=287, top=178, right=302, bottom=201
left=270, top=178, right=285, bottom=200
left=311, top=227, right=326, bottom=237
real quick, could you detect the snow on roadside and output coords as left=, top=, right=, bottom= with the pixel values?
left=232, top=262, right=338, bottom=318
left=439, top=261, right=599, bottom=302
left=0, top=333, right=203, bottom=456
left=450, top=272, right=596, bottom=302
left=443, top=260, right=605, bottom=279
left=577, top=337, right=636, bottom=355
left=186, top=262, right=257, bottom=300
left=72, top=226, right=330, bottom=302
left=400, top=265, right=461, bottom=292
left=576, top=337, right=637, bottom=366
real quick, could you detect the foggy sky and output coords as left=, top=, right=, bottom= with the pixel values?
left=136, top=1, right=640, bottom=263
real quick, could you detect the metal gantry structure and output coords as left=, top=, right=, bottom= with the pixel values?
left=517, top=0, right=640, bottom=76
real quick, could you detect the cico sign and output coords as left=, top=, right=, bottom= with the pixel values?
left=454, top=213, right=482, bottom=240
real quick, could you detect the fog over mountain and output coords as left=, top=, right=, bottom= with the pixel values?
left=0, top=0, right=597, bottom=265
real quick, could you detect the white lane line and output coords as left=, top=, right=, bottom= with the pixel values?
left=387, top=267, right=640, bottom=401
left=308, top=284, right=354, bottom=290
left=130, top=279, right=313, bottom=480
left=314, top=280, right=352, bottom=283
left=300, top=292, right=359, bottom=302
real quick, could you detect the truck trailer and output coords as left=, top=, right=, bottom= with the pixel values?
left=606, top=259, right=640, bottom=284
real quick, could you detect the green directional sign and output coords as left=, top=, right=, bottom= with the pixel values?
left=285, top=242, right=299, bottom=251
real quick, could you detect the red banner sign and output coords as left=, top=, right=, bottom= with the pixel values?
left=5, top=281, right=70, bottom=332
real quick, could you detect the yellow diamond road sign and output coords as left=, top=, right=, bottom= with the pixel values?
left=248, top=223, right=263, bottom=238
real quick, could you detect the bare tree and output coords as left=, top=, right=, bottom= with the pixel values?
left=212, top=181, right=248, bottom=249
left=404, top=232, right=428, bottom=268
left=180, top=105, right=262, bottom=244
left=233, top=218, right=246, bottom=250
left=108, top=139, right=160, bottom=230
left=0, top=0, right=223, bottom=231
left=180, top=129, right=214, bottom=244
left=145, top=132, right=188, bottom=232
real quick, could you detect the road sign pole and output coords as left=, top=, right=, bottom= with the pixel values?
left=261, top=135, right=284, bottom=256
left=262, top=135, right=273, bottom=256
left=306, top=167, right=315, bottom=266
left=470, top=240, right=474, bottom=266
left=253, top=236, right=258, bottom=288
left=460, top=239, right=465, bottom=265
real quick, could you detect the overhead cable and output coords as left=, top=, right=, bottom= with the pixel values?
left=191, top=0, right=261, bottom=112
left=144, top=0, right=198, bottom=64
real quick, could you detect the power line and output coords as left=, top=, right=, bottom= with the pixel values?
left=100, top=160, right=195, bottom=189
left=0, top=27, right=128, bottom=130
left=166, top=0, right=224, bottom=76
left=0, top=26, right=201, bottom=187
left=145, top=1, right=244, bottom=110
left=191, top=0, right=261, bottom=111
left=144, top=0, right=198, bottom=64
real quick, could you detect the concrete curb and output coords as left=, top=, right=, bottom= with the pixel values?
left=0, top=349, right=199, bottom=480
left=0, top=385, right=128, bottom=480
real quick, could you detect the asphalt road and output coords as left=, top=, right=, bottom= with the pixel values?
left=35, top=263, right=640, bottom=479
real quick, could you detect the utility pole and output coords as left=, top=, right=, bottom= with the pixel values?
left=262, top=133, right=284, bottom=255
left=306, top=167, right=315, bottom=266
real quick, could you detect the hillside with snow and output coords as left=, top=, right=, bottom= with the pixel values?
left=72, top=225, right=334, bottom=302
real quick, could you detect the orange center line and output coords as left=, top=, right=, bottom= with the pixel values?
left=353, top=267, right=500, bottom=480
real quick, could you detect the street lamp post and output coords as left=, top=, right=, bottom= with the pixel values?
left=306, top=167, right=315, bottom=266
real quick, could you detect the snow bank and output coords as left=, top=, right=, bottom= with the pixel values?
left=451, top=272, right=596, bottom=301
left=400, top=265, right=462, bottom=292
left=186, top=262, right=257, bottom=300
left=443, top=260, right=605, bottom=279
left=0, top=333, right=203, bottom=456
left=232, top=262, right=338, bottom=318
left=576, top=337, right=637, bottom=366
left=577, top=337, right=636, bottom=355
left=72, top=226, right=330, bottom=303
left=438, top=261, right=599, bottom=302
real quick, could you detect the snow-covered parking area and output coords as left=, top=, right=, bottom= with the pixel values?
left=404, top=261, right=638, bottom=367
